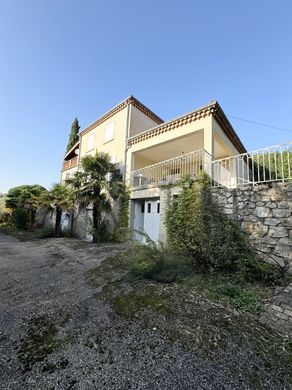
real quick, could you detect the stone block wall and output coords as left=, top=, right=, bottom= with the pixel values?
left=260, top=283, right=292, bottom=336
left=211, top=183, right=292, bottom=274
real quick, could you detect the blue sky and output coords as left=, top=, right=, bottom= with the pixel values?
left=0, top=0, right=292, bottom=193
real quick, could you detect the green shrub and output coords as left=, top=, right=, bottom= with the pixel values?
left=113, top=187, right=130, bottom=242
left=127, top=244, right=192, bottom=283
left=237, top=255, right=286, bottom=285
left=11, top=208, right=29, bottom=229
left=164, top=173, right=284, bottom=283
left=36, top=227, right=55, bottom=239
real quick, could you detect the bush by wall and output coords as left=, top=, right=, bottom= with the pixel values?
left=11, top=208, right=29, bottom=230
left=164, top=173, right=284, bottom=283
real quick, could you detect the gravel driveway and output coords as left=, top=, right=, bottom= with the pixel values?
left=0, top=233, right=291, bottom=390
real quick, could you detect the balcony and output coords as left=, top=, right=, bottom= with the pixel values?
left=130, top=143, right=292, bottom=191
left=130, top=149, right=211, bottom=190
left=62, top=156, right=78, bottom=171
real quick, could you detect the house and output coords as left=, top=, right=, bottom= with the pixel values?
left=61, top=96, right=247, bottom=241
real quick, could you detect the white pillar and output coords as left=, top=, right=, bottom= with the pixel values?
left=203, top=118, right=214, bottom=179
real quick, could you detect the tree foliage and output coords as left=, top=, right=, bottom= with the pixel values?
left=6, top=185, right=47, bottom=228
left=42, top=184, right=74, bottom=237
left=66, top=117, right=80, bottom=152
left=70, top=151, right=124, bottom=243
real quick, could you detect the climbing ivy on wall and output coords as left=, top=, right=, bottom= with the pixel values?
left=113, top=186, right=130, bottom=242
left=164, top=172, right=281, bottom=281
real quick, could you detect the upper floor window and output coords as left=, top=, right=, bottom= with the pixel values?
left=104, top=122, right=115, bottom=143
left=87, top=133, right=95, bottom=151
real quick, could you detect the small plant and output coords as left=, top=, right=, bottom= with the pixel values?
left=213, top=281, right=264, bottom=314
left=36, top=226, right=55, bottom=239
left=127, top=243, right=193, bottom=283
left=113, top=290, right=168, bottom=319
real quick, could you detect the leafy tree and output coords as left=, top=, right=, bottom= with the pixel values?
left=6, top=185, right=47, bottom=228
left=71, top=151, right=124, bottom=243
left=42, top=184, right=74, bottom=237
left=66, top=117, right=80, bottom=152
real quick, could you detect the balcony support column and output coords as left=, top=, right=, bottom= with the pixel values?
left=203, top=124, right=214, bottom=159
left=203, top=122, right=214, bottom=178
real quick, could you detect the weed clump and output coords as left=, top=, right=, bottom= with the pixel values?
left=36, top=226, right=55, bottom=239
left=127, top=244, right=192, bottom=283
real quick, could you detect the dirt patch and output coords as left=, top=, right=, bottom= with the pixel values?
left=0, top=233, right=291, bottom=389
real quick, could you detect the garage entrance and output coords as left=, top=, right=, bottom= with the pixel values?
left=133, top=198, right=160, bottom=243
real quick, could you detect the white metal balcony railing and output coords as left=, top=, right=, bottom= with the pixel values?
left=211, top=142, right=292, bottom=188
left=130, top=143, right=292, bottom=190
left=130, top=149, right=211, bottom=189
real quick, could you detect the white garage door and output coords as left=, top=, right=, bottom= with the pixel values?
left=143, top=199, right=160, bottom=243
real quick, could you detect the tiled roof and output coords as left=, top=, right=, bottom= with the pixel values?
left=128, top=100, right=246, bottom=154
left=80, top=96, right=163, bottom=136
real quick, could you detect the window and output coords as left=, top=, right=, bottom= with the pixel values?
left=157, top=202, right=160, bottom=214
left=147, top=203, right=151, bottom=213
left=87, top=133, right=95, bottom=151
left=141, top=203, right=145, bottom=213
left=104, top=122, right=115, bottom=143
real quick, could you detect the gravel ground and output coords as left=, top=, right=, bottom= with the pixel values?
left=0, top=233, right=291, bottom=390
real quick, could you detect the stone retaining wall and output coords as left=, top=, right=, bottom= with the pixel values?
left=211, top=183, right=292, bottom=274
left=260, top=283, right=292, bottom=336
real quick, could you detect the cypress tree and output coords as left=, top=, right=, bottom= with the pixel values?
left=66, top=118, right=80, bottom=152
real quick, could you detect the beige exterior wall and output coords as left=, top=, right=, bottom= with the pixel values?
left=133, top=155, right=156, bottom=170
left=126, top=116, right=212, bottom=179
left=79, top=107, right=129, bottom=170
left=129, top=116, right=211, bottom=154
left=61, top=166, right=78, bottom=183
left=212, top=117, right=239, bottom=159
left=127, top=115, right=244, bottom=180
left=78, top=104, right=162, bottom=176
left=129, top=105, right=160, bottom=137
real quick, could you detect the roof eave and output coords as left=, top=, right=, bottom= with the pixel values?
left=79, top=96, right=163, bottom=137
left=63, top=140, right=80, bottom=159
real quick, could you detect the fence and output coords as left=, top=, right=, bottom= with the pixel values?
left=130, top=149, right=211, bottom=189
left=211, top=142, right=292, bottom=188
left=130, top=143, right=292, bottom=190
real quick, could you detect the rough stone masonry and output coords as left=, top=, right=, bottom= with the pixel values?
left=211, top=182, right=292, bottom=274
left=211, top=182, right=292, bottom=336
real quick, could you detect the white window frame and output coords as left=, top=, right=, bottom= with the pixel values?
left=86, top=133, right=95, bottom=151
left=104, top=121, right=115, bottom=144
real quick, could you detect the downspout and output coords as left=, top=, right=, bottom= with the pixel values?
left=77, top=132, right=82, bottom=170
left=72, top=134, right=82, bottom=236
left=123, top=101, right=132, bottom=185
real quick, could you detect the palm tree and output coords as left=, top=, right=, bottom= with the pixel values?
left=71, top=151, right=123, bottom=243
left=43, top=184, right=74, bottom=237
